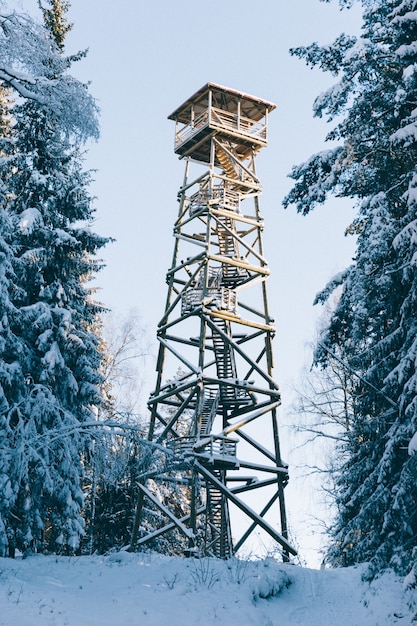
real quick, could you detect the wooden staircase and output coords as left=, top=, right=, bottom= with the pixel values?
left=217, top=145, right=240, bottom=180
left=212, top=318, right=239, bottom=406
left=206, top=472, right=233, bottom=558
left=199, top=388, right=219, bottom=435
left=216, top=212, right=249, bottom=287
left=215, top=140, right=259, bottom=191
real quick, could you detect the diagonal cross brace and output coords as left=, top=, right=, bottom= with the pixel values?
left=138, top=483, right=194, bottom=540
left=194, top=461, right=297, bottom=556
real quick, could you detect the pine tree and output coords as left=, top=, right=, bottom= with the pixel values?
left=0, top=5, right=109, bottom=555
left=0, top=74, right=30, bottom=557
left=0, top=157, right=23, bottom=558
left=284, top=0, right=417, bottom=575
left=38, top=0, right=73, bottom=51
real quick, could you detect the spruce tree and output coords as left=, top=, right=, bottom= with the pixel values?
left=0, top=75, right=32, bottom=557
left=0, top=121, right=24, bottom=556
left=284, top=0, right=417, bottom=575
left=0, top=4, right=109, bottom=555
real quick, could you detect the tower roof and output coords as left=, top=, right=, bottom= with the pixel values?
left=168, top=82, right=276, bottom=124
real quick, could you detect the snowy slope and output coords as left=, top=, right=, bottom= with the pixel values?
left=0, top=552, right=415, bottom=626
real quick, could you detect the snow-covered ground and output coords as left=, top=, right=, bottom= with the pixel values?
left=0, top=551, right=415, bottom=625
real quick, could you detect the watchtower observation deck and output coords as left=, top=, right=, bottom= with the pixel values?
left=168, top=82, right=276, bottom=164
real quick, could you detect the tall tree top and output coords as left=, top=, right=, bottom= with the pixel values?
left=38, top=0, right=73, bottom=51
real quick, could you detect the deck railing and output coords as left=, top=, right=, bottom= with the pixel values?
left=175, top=110, right=209, bottom=148
left=167, top=435, right=238, bottom=466
left=181, top=286, right=237, bottom=315
left=175, top=106, right=267, bottom=150
left=194, top=435, right=238, bottom=462
left=210, top=108, right=267, bottom=143
left=189, top=184, right=239, bottom=214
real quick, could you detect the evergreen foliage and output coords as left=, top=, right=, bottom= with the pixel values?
left=0, top=3, right=109, bottom=556
left=285, top=0, right=417, bottom=575
left=38, top=0, right=73, bottom=51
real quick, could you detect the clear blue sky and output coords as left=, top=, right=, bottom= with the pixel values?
left=18, top=0, right=362, bottom=566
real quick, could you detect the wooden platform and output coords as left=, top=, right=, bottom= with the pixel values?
left=168, top=82, right=276, bottom=163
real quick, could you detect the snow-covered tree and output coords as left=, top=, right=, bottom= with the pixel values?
left=83, top=309, right=150, bottom=554
left=284, top=0, right=417, bottom=575
left=0, top=186, right=24, bottom=556
left=0, top=3, right=109, bottom=556
left=83, top=425, right=146, bottom=554
left=99, top=310, right=149, bottom=419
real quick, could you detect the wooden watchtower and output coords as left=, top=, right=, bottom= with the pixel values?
left=131, top=83, right=296, bottom=560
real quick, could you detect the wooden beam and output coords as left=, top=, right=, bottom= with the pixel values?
left=233, top=490, right=281, bottom=554
left=134, top=506, right=206, bottom=548
left=138, top=483, right=194, bottom=540
left=194, top=461, right=297, bottom=556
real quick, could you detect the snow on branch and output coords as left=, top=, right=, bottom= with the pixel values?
left=393, top=219, right=417, bottom=249
left=314, top=269, right=348, bottom=305
left=408, top=432, right=417, bottom=455
left=283, top=147, right=343, bottom=214
left=390, top=117, right=417, bottom=147
left=0, top=67, right=46, bottom=103
left=391, top=5, right=417, bottom=26
left=0, top=10, right=99, bottom=141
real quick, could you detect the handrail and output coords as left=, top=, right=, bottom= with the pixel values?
left=210, top=108, right=266, bottom=142
left=175, top=110, right=208, bottom=147
left=189, top=184, right=239, bottom=213
left=174, top=105, right=267, bottom=150
left=194, top=435, right=238, bottom=460
left=167, top=434, right=238, bottom=463
left=181, top=286, right=237, bottom=315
